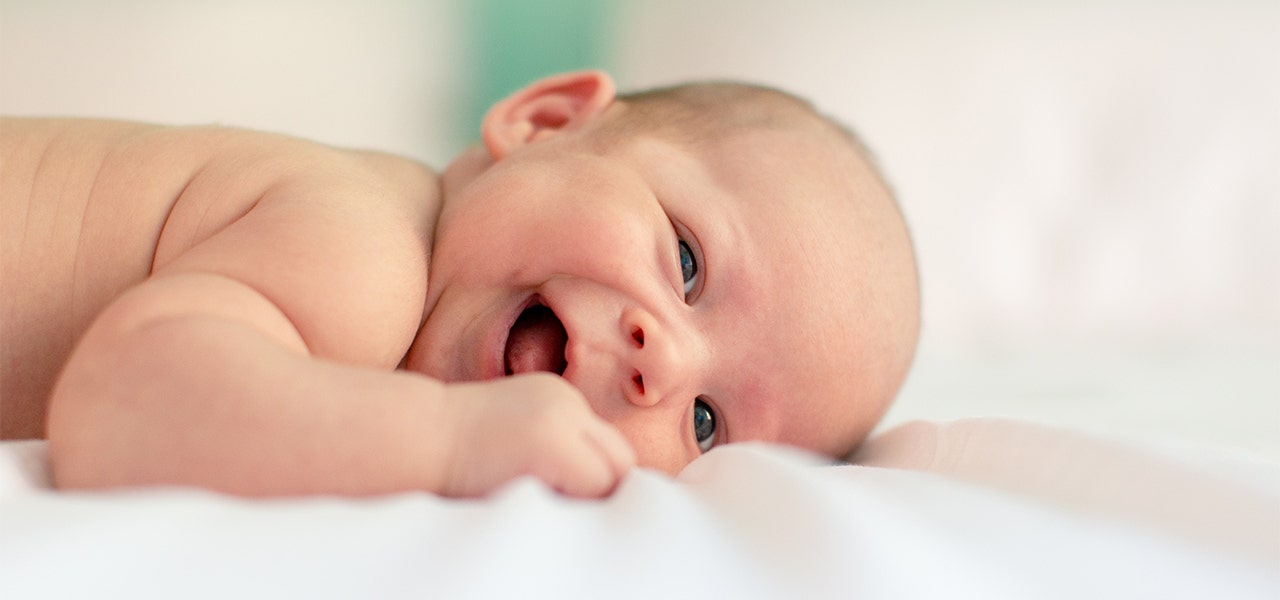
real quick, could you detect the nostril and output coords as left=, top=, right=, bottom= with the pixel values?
left=632, top=372, right=645, bottom=394
left=631, top=326, right=645, bottom=348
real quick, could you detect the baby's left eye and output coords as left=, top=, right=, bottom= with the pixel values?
left=678, top=240, right=699, bottom=298
left=693, top=398, right=717, bottom=453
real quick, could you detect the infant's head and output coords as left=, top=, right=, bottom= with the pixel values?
left=408, top=71, right=919, bottom=472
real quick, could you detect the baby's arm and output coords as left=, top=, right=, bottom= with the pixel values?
left=43, top=126, right=631, bottom=497
left=52, top=270, right=449, bottom=496
left=52, top=276, right=630, bottom=497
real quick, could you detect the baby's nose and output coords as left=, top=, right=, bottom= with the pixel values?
left=620, top=307, right=699, bottom=408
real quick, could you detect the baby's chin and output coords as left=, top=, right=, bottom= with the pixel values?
left=399, top=332, right=451, bottom=381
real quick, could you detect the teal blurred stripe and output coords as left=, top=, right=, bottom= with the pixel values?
left=460, top=0, right=614, bottom=147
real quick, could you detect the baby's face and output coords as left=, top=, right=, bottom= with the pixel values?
left=407, top=123, right=917, bottom=473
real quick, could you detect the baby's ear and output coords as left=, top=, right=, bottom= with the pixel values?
left=481, top=70, right=616, bottom=159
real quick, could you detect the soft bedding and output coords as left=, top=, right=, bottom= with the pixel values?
left=2, top=420, right=1276, bottom=600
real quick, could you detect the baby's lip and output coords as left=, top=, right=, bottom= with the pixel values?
left=484, top=293, right=539, bottom=380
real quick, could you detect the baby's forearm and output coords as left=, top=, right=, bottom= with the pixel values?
left=47, top=282, right=458, bottom=497
left=44, top=262, right=632, bottom=499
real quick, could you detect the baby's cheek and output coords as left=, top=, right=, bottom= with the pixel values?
left=613, top=423, right=687, bottom=476
left=436, top=209, right=533, bottom=273
left=577, top=225, right=665, bottom=286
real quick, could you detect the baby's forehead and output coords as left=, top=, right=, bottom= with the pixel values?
left=727, top=272, right=884, bottom=458
left=608, top=123, right=893, bottom=266
left=701, top=128, right=910, bottom=454
left=707, top=129, right=873, bottom=226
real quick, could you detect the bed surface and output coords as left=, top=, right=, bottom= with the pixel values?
left=3, top=419, right=1277, bottom=600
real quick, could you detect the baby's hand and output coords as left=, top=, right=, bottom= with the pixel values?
left=441, top=374, right=636, bottom=498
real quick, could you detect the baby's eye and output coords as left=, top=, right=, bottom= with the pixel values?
left=678, top=240, right=699, bottom=298
left=693, top=398, right=717, bottom=453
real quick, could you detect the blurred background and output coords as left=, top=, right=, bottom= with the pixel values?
left=2, top=0, right=1276, bottom=457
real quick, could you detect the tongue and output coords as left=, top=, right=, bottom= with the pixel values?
left=504, top=305, right=568, bottom=375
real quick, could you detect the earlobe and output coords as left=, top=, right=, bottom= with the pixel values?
left=481, top=70, right=617, bottom=160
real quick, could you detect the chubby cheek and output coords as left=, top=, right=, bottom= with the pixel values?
left=432, top=206, right=533, bottom=285
left=604, top=415, right=688, bottom=475
left=554, top=206, right=670, bottom=290
left=634, top=442, right=688, bottom=476
left=445, top=203, right=659, bottom=292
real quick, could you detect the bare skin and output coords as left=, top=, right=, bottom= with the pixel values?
left=2, top=117, right=634, bottom=497
left=0, top=71, right=918, bottom=498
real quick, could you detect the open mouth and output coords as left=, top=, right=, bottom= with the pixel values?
left=503, top=297, right=568, bottom=376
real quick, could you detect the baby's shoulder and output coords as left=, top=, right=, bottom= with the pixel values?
left=153, top=123, right=441, bottom=265
left=151, top=125, right=442, bottom=364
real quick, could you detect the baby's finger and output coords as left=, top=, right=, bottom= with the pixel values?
left=587, top=419, right=636, bottom=483
left=549, top=433, right=621, bottom=499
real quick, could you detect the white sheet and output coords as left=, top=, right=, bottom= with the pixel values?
left=2, top=424, right=1276, bottom=600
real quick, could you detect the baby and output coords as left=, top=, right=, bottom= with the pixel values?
left=0, top=70, right=919, bottom=498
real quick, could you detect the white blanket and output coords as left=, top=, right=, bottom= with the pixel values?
left=3, top=420, right=1275, bottom=600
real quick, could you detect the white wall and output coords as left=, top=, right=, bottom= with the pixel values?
left=1, top=0, right=464, bottom=165
left=613, top=0, right=1279, bottom=353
